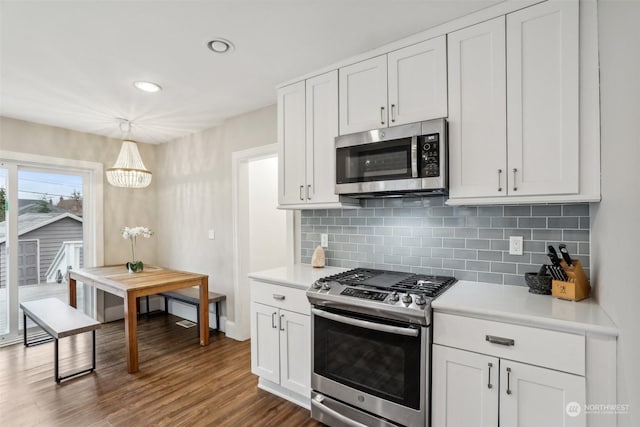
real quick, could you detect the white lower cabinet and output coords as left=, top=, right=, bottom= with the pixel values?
left=499, top=359, right=585, bottom=427
left=432, top=313, right=586, bottom=427
left=250, top=281, right=311, bottom=408
left=432, top=345, right=499, bottom=427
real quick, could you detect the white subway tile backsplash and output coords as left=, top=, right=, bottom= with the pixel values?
left=478, top=250, right=503, bottom=261
left=532, top=205, right=562, bottom=216
left=563, top=204, right=589, bottom=216
left=505, top=205, right=532, bottom=216
left=300, top=196, right=591, bottom=286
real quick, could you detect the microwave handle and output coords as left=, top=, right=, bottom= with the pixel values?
left=411, top=136, right=418, bottom=178
left=311, top=308, right=419, bottom=337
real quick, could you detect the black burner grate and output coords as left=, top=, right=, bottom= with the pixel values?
left=321, top=268, right=456, bottom=298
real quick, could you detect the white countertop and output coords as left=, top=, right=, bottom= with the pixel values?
left=248, top=264, right=349, bottom=290
left=432, top=281, right=618, bottom=336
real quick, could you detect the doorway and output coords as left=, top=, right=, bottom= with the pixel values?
left=0, top=153, right=103, bottom=345
left=230, top=144, right=291, bottom=341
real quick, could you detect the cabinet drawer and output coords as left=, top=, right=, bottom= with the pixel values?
left=251, top=280, right=310, bottom=315
left=433, top=312, right=585, bottom=375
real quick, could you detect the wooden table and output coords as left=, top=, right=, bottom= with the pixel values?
left=69, top=265, right=209, bottom=373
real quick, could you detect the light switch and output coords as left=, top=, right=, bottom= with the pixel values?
left=208, top=229, right=215, bottom=240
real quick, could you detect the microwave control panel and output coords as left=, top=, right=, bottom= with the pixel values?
left=420, top=133, right=440, bottom=177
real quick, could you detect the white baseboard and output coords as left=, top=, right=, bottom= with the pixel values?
left=224, top=321, right=250, bottom=341
left=104, top=304, right=125, bottom=322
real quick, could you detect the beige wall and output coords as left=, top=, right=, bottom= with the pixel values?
left=592, top=1, right=640, bottom=425
left=248, top=156, right=287, bottom=273
left=0, top=116, right=157, bottom=266
left=154, top=104, right=277, bottom=322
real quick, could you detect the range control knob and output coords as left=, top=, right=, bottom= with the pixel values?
left=401, top=292, right=413, bottom=304
left=414, top=295, right=426, bottom=306
left=389, top=291, right=399, bottom=303
left=312, top=280, right=323, bottom=289
left=321, top=281, right=333, bottom=290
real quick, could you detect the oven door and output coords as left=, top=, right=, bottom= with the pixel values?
left=311, top=307, right=428, bottom=427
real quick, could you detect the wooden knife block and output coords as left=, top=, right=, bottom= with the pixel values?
left=551, top=259, right=590, bottom=301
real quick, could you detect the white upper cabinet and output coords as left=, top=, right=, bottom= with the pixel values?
left=305, top=71, right=340, bottom=204
left=339, top=36, right=447, bottom=135
left=277, top=81, right=306, bottom=205
left=448, top=17, right=507, bottom=199
left=278, top=0, right=599, bottom=207
left=448, top=0, right=582, bottom=204
left=339, top=55, right=388, bottom=135
left=278, top=71, right=359, bottom=209
left=507, top=0, right=579, bottom=196
left=388, top=37, right=448, bottom=126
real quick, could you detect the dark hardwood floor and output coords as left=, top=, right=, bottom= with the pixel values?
left=0, top=313, right=323, bottom=427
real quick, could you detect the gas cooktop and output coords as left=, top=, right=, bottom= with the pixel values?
left=307, top=268, right=457, bottom=325
left=316, top=268, right=456, bottom=297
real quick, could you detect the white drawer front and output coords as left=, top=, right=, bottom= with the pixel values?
left=250, top=280, right=310, bottom=315
left=433, top=312, right=585, bottom=375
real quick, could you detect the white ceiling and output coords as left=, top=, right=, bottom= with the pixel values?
left=0, top=0, right=500, bottom=144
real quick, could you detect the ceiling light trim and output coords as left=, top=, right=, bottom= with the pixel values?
left=207, top=38, right=234, bottom=54
left=133, top=81, right=162, bottom=93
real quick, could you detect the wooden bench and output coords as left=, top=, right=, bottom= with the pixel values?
left=145, top=288, right=225, bottom=334
left=21, top=298, right=101, bottom=383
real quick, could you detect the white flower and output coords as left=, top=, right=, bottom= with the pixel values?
left=121, top=226, right=153, bottom=264
left=121, top=226, right=154, bottom=239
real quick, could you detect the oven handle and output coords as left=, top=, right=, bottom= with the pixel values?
left=311, top=395, right=369, bottom=427
left=311, top=308, right=419, bottom=337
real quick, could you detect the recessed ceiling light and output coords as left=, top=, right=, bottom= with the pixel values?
left=133, top=81, right=162, bottom=93
left=207, top=38, right=234, bottom=54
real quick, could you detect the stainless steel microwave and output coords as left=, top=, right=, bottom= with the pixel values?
left=335, top=118, right=448, bottom=197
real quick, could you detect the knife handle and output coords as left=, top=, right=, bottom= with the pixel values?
left=558, top=244, right=573, bottom=267
left=547, top=252, right=561, bottom=267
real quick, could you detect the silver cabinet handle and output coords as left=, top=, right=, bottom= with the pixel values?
left=312, top=308, right=419, bottom=337
left=506, top=367, right=512, bottom=395
left=513, top=168, right=518, bottom=191
left=486, top=335, right=515, bottom=346
left=498, top=169, right=503, bottom=192
left=488, top=362, right=493, bottom=389
left=299, top=185, right=304, bottom=201
left=271, top=312, right=277, bottom=329
left=391, top=104, right=396, bottom=123
left=380, top=106, right=385, bottom=125
left=272, top=294, right=285, bottom=301
left=307, top=184, right=311, bottom=200
left=279, top=314, right=285, bottom=331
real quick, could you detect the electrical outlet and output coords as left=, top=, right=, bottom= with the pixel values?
left=509, top=236, right=523, bottom=255
left=321, top=233, right=329, bottom=248
left=208, top=229, right=215, bottom=240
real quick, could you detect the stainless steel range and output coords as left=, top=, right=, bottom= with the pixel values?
left=307, top=268, right=456, bottom=427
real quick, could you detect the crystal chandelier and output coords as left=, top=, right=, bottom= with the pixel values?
left=106, top=119, right=152, bottom=188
